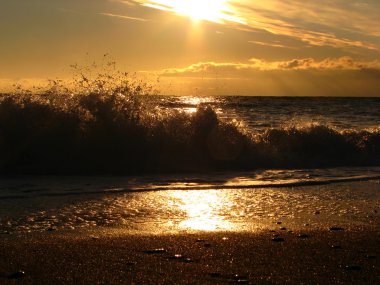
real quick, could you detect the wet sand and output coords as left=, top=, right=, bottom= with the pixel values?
left=0, top=228, right=379, bottom=284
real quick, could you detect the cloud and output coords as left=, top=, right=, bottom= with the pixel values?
left=99, top=12, right=148, bottom=22
left=158, top=57, right=380, bottom=78
left=232, top=0, right=380, bottom=50
left=249, top=41, right=290, bottom=49
left=107, top=0, right=140, bottom=6
left=118, top=0, right=139, bottom=6
left=154, top=62, right=380, bottom=97
left=133, top=0, right=380, bottom=52
left=275, top=57, right=380, bottom=70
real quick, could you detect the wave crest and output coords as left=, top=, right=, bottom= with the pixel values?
left=1, top=71, right=379, bottom=174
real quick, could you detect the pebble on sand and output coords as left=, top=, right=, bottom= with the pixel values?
left=231, top=274, right=249, bottom=284
left=236, top=280, right=249, bottom=284
left=143, top=248, right=167, bottom=254
left=169, top=254, right=183, bottom=260
left=272, top=237, right=284, bottom=242
left=8, top=270, right=25, bottom=279
left=345, top=265, right=361, bottom=271
left=329, top=226, right=344, bottom=231
left=232, top=274, right=248, bottom=280
left=183, top=258, right=194, bottom=263
left=168, top=254, right=194, bottom=263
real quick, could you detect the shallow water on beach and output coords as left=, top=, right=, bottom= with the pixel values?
left=0, top=168, right=379, bottom=234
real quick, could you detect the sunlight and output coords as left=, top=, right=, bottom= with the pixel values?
left=172, top=0, right=226, bottom=23
left=171, top=190, right=235, bottom=231
left=143, top=0, right=244, bottom=24
left=179, top=96, right=216, bottom=113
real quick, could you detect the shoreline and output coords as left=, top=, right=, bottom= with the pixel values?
left=1, top=227, right=379, bottom=284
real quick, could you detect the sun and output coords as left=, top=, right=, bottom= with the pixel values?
left=143, top=0, right=243, bottom=24
left=171, top=0, right=227, bottom=23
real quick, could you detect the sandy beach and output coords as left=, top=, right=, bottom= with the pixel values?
left=1, top=177, right=379, bottom=284
left=1, top=226, right=379, bottom=284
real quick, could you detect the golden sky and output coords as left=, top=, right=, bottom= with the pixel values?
left=1, top=0, right=380, bottom=96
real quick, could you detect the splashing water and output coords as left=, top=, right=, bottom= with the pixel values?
left=1, top=63, right=380, bottom=174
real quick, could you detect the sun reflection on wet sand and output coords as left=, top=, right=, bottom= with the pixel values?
left=170, top=190, right=235, bottom=231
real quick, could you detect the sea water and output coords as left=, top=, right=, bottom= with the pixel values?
left=0, top=96, right=379, bottom=234
left=152, top=96, right=380, bottom=131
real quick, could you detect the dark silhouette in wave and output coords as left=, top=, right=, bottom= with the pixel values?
left=0, top=71, right=379, bottom=174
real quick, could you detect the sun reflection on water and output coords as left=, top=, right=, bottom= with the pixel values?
left=177, top=96, right=221, bottom=114
left=170, top=190, right=235, bottom=231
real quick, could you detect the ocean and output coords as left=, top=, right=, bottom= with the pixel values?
left=153, top=96, right=380, bottom=131
left=0, top=95, right=379, bottom=234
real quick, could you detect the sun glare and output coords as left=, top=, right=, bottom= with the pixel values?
left=143, top=0, right=243, bottom=24
left=170, top=190, right=235, bottom=231
left=173, top=0, right=226, bottom=22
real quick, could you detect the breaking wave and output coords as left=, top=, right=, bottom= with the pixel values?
left=0, top=70, right=379, bottom=174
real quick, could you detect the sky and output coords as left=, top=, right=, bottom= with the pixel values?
left=1, top=0, right=380, bottom=96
